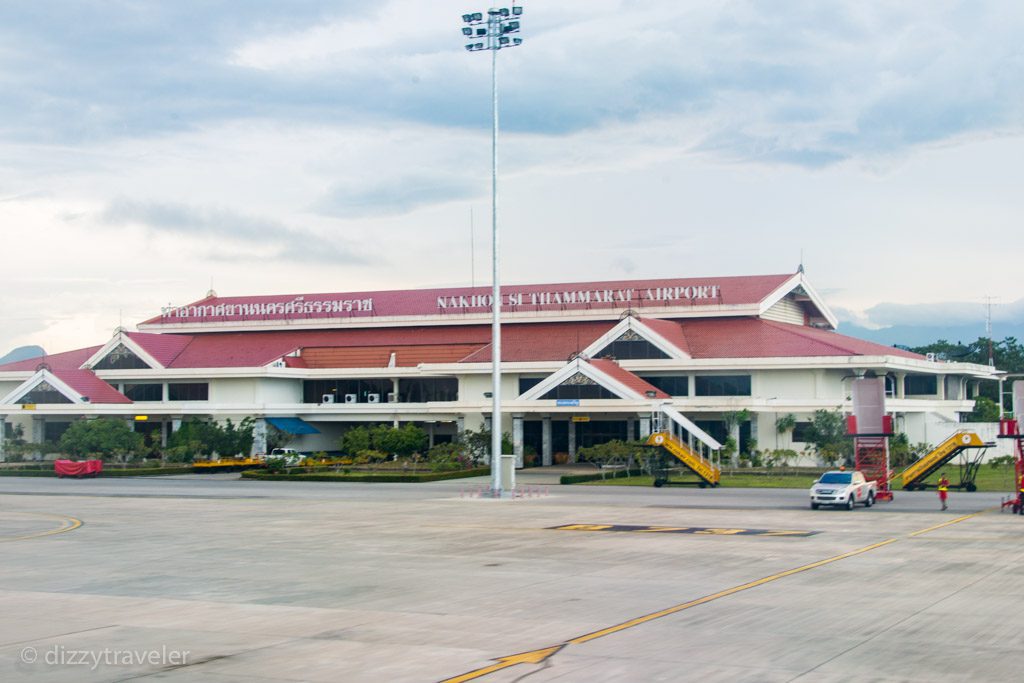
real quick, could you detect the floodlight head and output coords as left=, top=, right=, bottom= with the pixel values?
left=513, top=37, right=522, bottom=45
left=513, top=5, right=523, bottom=15
left=462, top=13, right=473, bottom=22
left=473, top=12, right=483, bottom=20
left=476, top=27, right=486, bottom=36
left=462, top=27, right=472, bottom=36
left=499, top=36, right=510, bottom=44
left=507, top=20, right=520, bottom=31
left=500, top=8, right=510, bottom=16
left=465, top=44, right=474, bottom=51
left=475, top=42, right=484, bottom=50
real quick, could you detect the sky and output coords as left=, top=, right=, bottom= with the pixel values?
left=1, top=0, right=1022, bottom=356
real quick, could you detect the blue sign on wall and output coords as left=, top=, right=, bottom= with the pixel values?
left=556, top=399, right=581, bottom=407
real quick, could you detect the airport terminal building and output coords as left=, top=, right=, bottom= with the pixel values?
left=0, top=272, right=1001, bottom=464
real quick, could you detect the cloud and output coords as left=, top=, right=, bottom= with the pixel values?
left=98, top=198, right=366, bottom=265
left=1, top=1, right=1021, bottom=168
left=838, top=298, right=1024, bottom=329
left=316, top=172, right=482, bottom=217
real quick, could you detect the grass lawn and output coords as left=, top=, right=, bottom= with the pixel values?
left=579, top=464, right=1021, bottom=493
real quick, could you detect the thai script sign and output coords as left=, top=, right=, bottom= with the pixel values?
left=161, top=296, right=373, bottom=319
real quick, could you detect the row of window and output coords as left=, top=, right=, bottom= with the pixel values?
left=302, top=378, right=459, bottom=404
left=519, top=375, right=752, bottom=397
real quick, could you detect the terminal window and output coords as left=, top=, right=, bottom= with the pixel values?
left=904, top=374, right=937, bottom=396
left=124, top=383, right=163, bottom=401
left=168, top=383, right=209, bottom=401
left=694, top=375, right=751, bottom=396
left=639, top=375, right=689, bottom=396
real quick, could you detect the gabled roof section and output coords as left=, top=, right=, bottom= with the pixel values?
left=678, top=318, right=924, bottom=360
left=0, top=368, right=131, bottom=405
left=518, top=357, right=671, bottom=401
left=458, top=321, right=612, bottom=363
left=82, top=330, right=165, bottom=371
left=0, top=346, right=101, bottom=373
left=126, top=332, right=193, bottom=367
left=758, top=272, right=838, bottom=330
left=582, top=316, right=690, bottom=361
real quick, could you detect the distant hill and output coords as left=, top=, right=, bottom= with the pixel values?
left=839, top=322, right=1024, bottom=348
left=0, top=345, right=45, bottom=366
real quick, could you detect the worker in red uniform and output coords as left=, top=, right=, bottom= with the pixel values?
left=937, top=473, right=950, bottom=511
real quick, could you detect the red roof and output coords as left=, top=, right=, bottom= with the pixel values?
left=678, top=318, right=924, bottom=360
left=142, top=274, right=796, bottom=326
left=638, top=317, right=692, bottom=356
left=459, top=321, right=612, bottom=363
left=588, top=359, right=671, bottom=399
left=0, top=346, right=101, bottom=372
left=4, top=316, right=922, bottom=375
left=126, top=332, right=192, bottom=367
left=52, top=369, right=131, bottom=404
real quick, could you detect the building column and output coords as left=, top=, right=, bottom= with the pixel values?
left=512, top=415, right=524, bottom=468
left=937, top=375, right=946, bottom=400
left=32, top=416, right=44, bottom=444
left=251, top=418, right=267, bottom=456
left=428, top=422, right=435, bottom=448
left=541, top=416, right=552, bottom=466
left=456, top=416, right=465, bottom=436
left=626, top=417, right=635, bottom=441
left=568, top=419, right=577, bottom=463
left=896, top=372, right=906, bottom=399
left=0, top=416, right=6, bottom=462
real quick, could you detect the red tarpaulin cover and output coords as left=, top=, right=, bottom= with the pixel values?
left=54, top=459, right=103, bottom=477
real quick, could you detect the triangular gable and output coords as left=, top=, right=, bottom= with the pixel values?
left=1, top=369, right=84, bottom=405
left=82, top=330, right=163, bottom=371
left=758, top=272, right=837, bottom=330
left=581, top=317, right=689, bottom=361
left=518, top=358, right=669, bottom=401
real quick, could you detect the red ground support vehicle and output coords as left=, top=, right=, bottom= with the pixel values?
left=54, top=459, right=103, bottom=478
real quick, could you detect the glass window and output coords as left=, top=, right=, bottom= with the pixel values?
left=595, top=331, right=670, bottom=360
left=539, top=373, right=617, bottom=400
left=819, top=472, right=852, bottom=484
left=791, top=422, right=812, bottom=443
left=93, top=344, right=151, bottom=370
left=639, top=375, right=689, bottom=396
left=124, top=383, right=163, bottom=401
left=18, top=381, right=72, bottom=404
left=168, top=383, right=209, bottom=401
left=303, top=379, right=393, bottom=403
left=904, top=374, right=937, bottom=395
left=518, top=377, right=544, bottom=394
left=694, top=375, right=751, bottom=396
left=398, top=378, right=458, bottom=402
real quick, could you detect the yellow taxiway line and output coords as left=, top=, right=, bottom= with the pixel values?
left=440, top=510, right=989, bottom=683
left=0, top=512, right=83, bottom=543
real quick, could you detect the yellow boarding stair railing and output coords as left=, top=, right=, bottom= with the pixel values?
left=898, top=430, right=987, bottom=489
left=646, top=431, right=721, bottom=486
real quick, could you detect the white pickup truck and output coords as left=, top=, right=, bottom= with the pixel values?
left=809, top=470, right=877, bottom=510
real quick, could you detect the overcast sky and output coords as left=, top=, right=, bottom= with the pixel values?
left=1, top=1, right=1022, bottom=355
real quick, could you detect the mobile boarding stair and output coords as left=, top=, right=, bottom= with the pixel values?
left=645, top=405, right=722, bottom=488
left=898, top=430, right=991, bottom=492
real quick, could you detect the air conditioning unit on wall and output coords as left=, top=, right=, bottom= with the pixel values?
left=344, top=394, right=357, bottom=404
left=386, top=392, right=397, bottom=403
left=322, top=394, right=335, bottom=404
left=367, top=393, right=380, bottom=403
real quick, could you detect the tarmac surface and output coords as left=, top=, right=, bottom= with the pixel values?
left=1, top=474, right=1022, bottom=682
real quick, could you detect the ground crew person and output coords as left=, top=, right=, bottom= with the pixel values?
left=1017, top=473, right=1024, bottom=515
left=938, top=473, right=950, bottom=511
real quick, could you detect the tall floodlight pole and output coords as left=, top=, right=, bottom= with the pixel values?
left=460, top=5, right=523, bottom=496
